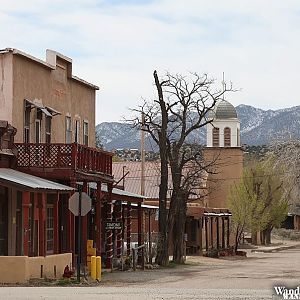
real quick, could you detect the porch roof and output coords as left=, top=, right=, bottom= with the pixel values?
left=0, top=168, right=74, bottom=192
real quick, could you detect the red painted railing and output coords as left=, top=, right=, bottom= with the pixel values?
left=15, top=143, right=112, bottom=176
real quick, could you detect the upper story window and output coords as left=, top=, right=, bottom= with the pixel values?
left=45, top=116, right=52, bottom=144
left=24, top=104, right=31, bottom=143
left=212, top=127, right=220, bottom=147
left=75, top=120, right=80, bottom=143
left=35, top=109, right=43, bottom=143
left=65, top=116, right=72, bottom=143
left=224, top=127, right=231, bottom=147
left=83, top=122, right=88, bottom=146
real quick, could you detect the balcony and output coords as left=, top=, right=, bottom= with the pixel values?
left=15, top=143, right=113, bottom=182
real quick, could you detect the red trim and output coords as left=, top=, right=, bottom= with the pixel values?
left=82, top=182, right=88, bottom=266
left=38, top=192, right=46, bottom=256
left=22, top=191, right=30, bottom=256
left=53, top=193, right=59, bottom=254
left=106, top=183, right=113, bottom=269
left=126, top=203, right=131, bottom=256
left=95, top=181, right=102, bottom=256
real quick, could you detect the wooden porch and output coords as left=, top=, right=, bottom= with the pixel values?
left=15, top=143, right=113, bottom=182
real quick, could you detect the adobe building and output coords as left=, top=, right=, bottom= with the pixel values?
left=204, top=99, right=243, bottom=209
left=0, top=48, right=145, bottom=279
left=0, top=48, right=97, bottom=146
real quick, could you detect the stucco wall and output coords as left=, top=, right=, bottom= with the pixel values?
left=204, top=147, right=243, bottom=209
left=0, top=53, right=13, bottom=123
left=0, top=253, right=72, bottom=283
left=11, top=53, right=96, bottom=146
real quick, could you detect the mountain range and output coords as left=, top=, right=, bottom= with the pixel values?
left=96, top=105, right=300, bottom=150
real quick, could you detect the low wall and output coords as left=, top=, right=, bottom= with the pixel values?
left=0, top=253, right=72, bottom=284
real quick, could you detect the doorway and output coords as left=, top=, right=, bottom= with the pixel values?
left=0, top=186, right=8, bottom=255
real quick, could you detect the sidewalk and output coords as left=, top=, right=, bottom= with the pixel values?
left=241, top=239, right=300, bottom=253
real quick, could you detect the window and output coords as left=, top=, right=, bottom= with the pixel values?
left=24, top=103, right=31, bottom=143
left=46, top=203, right=54, bottom=254
left=35, top=109, right=42, bottom=143
left=83, top=122, right=89, bottom=146
left=224, top=127, right=231, bottom=147
left=65, top=116, right=72, bottom=143
left=75, top=120, right=80, bottom=143
left=45, top=116, right=52, bottom=144
left=212, top=127, right=220, bottom=147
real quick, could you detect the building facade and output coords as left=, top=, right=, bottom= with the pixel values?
left=0, top=48, right=96, bottom=146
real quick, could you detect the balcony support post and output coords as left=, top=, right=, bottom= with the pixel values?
left=106, top=183, right=113, bottom=269
left=95, top=181, right=102, bottom=256
left=82, top=182, right=88, bottom=266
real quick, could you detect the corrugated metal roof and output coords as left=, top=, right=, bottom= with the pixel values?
left=0, top=168, right=74, bottom=191
left=113, top=161, right=170, bottom=199
left=88, top=182, right=146, bottom=200
left=112, top=161, right=206, bottom=200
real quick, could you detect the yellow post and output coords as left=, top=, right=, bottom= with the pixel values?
left=96, top=256, right=101, bottom=281
left=91, top=256, right=96, bottom=280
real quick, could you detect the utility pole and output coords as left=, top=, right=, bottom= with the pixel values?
left=141, top=112, right=145, bottom=196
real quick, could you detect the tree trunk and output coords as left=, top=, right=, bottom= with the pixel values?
left=264, top=226, right=273, bottom=245
left=260, top=230, right=265, bottom=245
left=172, top=199, right=187, bottom=263
left=153, top=70, right=169, bottom=266
left=251, top=231, right=258, bottom=245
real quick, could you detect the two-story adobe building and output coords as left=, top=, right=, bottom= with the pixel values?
left=0, top=48, right=144, bottom=276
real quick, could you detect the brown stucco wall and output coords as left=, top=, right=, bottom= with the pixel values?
left=0, top=53, right=13, bottom=123
left=0, top=253, right=72, bottom=283
left=203, top=147, right=243, bottom=209
left=9, top=52, right=96, bottom=146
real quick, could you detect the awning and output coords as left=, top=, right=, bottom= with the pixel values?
left=88, top=182, right=146, bottom=202
left=25, top=99, right=60, bottom=117
left=46, top=106, right=61, bottom=116
left=0, top=168, right=74, bottom=192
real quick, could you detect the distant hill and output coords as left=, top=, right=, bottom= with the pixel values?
left=96, top=105, right=300, bottom=150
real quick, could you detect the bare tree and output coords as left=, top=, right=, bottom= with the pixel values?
left=130, top=70, right=232, bottom=265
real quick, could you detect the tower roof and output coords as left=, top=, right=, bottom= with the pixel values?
left=213, top=100, right=237, bottom=119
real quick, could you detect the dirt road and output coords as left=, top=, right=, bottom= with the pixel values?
left=0, top=245, right=299, bottom=300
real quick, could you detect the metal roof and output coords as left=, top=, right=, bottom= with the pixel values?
left=88, top=182, right=146, bottom=200
left=0, top=168, right=74, bottom=192
left=112, top=161, right=205, bottom=200
left=213, top=100, right=238, bottom=119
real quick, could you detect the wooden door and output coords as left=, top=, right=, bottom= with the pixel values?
left=0, top=187, right=8, bottom=255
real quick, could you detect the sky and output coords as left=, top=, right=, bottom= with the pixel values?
left=1, top=0, right=300, bottom=124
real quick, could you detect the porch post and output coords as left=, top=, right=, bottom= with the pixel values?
left=22, top=191, right=30, bottom=256
left=116, top=200, right=122, bottom=258
left=82, top=182, right=88, bottom=265
left=199, top=217, right=203, bottom=255
left=205, top=217, right=208, bottom=252
left=227, top=217, right=230, bottom=248
left=106, top=183, right=113, bottom=269
left=216, top=217, right=220, bottom=250
left=210, top=217, right=214, bottom=249
left=137, top=202, right=142, bottom=264
left=69, top=180, right=76, bottom=258
left=53, top=193, right=59, bottom=254
left=95, top=181, right=102, bottom=256
left=38, top=192, right=46, bottom=256
left=126, top=202, right=131, bottom=256
left=222, top=217, right=225, bottom=248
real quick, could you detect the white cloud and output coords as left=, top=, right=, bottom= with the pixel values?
left=1, top=0, right=300, bottom=123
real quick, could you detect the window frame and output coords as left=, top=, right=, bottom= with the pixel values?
left=65, top=116, right=72, bottom=143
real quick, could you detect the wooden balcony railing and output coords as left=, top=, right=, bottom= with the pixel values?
left=15, top=143, right=112, bottom=176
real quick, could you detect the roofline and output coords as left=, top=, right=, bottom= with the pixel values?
left=0, top=48, right=99, bottom=90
